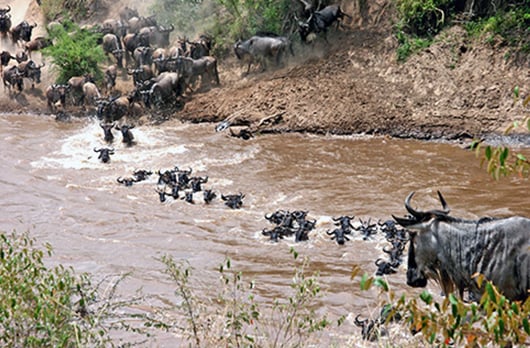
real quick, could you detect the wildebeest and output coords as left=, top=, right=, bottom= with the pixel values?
left=119, top=6, right=139, bottom=23
left=0, top=5, right=11, bottom=38
left=102, top=33, right=124, bottom=68
left=81, top=81, right=101, bottom=107
left=117, top=176, right=135, bottom=186
left=221, top=192, right=245, bottom=209
left=145, top=71, right=185, bottom=108
left=2, top=65, right=23, bottom=94
left=393, top=191, right=530, bottom=301
left=234, top=35, right=292, bottom=74
left=127, top=15, right=157, bottom=34
left=45, top=84, right=70, bottom=111
left=11, top=20, right=37, bottom=46
left=17, top=60, right=44, bottom=88
left=102, top=18, right=128, bottom=39
left=99, top=122, right=115, bottom=143
left=0, top=50, right=15, bottom=71
left=104, top=65, right=117, bottom=95
left=94, top=147, right=115, bottom=163
left=127, top=64, right=154, bottom=86
left=115, top=124, right=135, bottom=146
left=297, top=4, right=351, bottom=43
left=25, top=37, right=52, bottom=58
left=203, top=189, right=216, bottom=204
left=132, top=46, right=153, bottom=67
left=144, top=25, right=174, bottom=48
left=178, top=56, right=220, bottom=91
left=326, top=228, right=350, bottom=245
left=67, top=73, right=95, bottom=105
left=14, top=49, right=28, bottom=63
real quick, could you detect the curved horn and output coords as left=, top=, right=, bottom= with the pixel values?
left=382, top=245, right=393, bottom=254
left=5, top=5, right=10, bottom=13
left=94, top=147, right=101, bottom=152
left=354, top=314, right=367, bottom=327
left=326, top=229, right=334, bottom=236
left=375, top=258, right=384, bottom=266
left=404, top=191, right=424, bottom=218
left=117, top=177, right=124, bottom=183
left=437, top=191, right=450, bottom=214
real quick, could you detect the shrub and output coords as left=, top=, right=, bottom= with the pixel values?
left=357, top=269, right=530, bottom=347
left=41, top=20, right=104, bottom=84
left=0, top=231, right=108, bottom=347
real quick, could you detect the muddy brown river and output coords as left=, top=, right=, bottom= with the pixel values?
left=1, top=112, right=529, bottom=345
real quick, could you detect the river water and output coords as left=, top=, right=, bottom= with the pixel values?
left=1, top=112, right=529, bottom=345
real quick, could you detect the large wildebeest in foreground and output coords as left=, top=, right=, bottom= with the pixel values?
left=234, top=35, right=293, bottom=74
left=393, top=191, right=530, bottom=302
left=297, top=3, right=351, bottom=43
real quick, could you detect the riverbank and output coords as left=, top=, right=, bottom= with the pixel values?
left=1, top=0, right=529, bottom=143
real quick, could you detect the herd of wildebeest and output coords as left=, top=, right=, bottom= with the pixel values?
left=3, top=1, right=530, bottom=341
left=0, top=1, right=351, bottom=121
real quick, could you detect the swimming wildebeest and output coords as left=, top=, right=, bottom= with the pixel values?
left=393, top=191, right=530, bottom=301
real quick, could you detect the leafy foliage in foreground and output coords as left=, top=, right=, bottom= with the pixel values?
left=0, top=232, right=107, bottom=347
left=42, top=20, right=104, bottom=84
left=355, top=266, right=530, bottom=347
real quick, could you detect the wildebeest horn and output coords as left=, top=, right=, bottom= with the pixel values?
left=94, top=147, right=101, bottom=152
left=404, top=191, right=423, bottom=218
left=326, top=229, right=334, bottom=236
left=437, top=191, right=450, bottom=214
left=375, top=258, right=384, bottom=266
left=4, top=5, right=10, bottom=12
left=354, top=314, right=367, bottom=327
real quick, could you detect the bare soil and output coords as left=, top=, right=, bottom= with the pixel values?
left=5, top=0, right=530, bottom=142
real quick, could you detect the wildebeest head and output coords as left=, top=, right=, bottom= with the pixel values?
left=115, top=124, right=135, bottom=146
left=93, top=147, right=115, bottom=163
left=393, top=191, right=452, bottom=289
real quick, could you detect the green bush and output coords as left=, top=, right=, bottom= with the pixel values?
left=42, top=20, right=104, bottom=84
left=0, top=231, right=108, bottom=347
left=357, top=269, right=530, bottom=347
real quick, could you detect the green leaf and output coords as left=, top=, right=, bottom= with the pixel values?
left=486, top=282, right=497, bottom=303
left=499, top=147, right=509, bottom=166
left=448, top=293, right=458, bottom=305
left=485, top=146, right=492, bottom=160
left=374, top=277, right=389, bottom=291
left=514, top=86, right=519, bottom=98
left=523, top=318, right=530, bottom=335
left=420, top=290, right=432, bottom=304
left=360, top=273, right=373, bottom=290
left=516, top=153, right=527, bottom=161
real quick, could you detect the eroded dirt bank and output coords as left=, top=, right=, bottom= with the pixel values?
left=3, top=0, right=530, bottom=142
left=182, top=24, right=529, bottom=141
